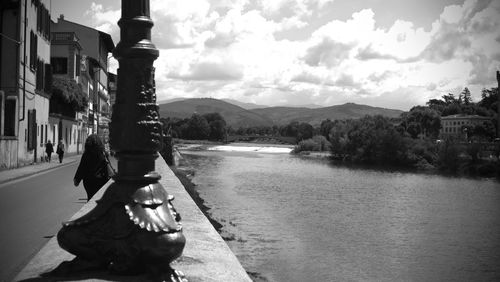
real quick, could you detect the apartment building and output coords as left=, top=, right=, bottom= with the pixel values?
left=0, top=0, right=52, bottom=168
left=440, top=114, right=492, bottom=139
left=51, top=15, right=114, bottom=149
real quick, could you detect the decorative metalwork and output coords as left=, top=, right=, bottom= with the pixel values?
left=50, top=0, right=186, bottom=281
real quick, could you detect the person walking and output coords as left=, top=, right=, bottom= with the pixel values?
left=73, top=134, right=113, bottom=201
left=56, top=140, right=65, bottom=163
left=45, top=140, right=54, bottom=162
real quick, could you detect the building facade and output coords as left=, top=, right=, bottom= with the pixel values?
left=440, top=114, right=493, bottom=140
left=51, top=15, right=114, bottom=146
left=0, top=0, right=52, bottom=169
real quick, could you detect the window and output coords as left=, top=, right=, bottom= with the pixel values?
left=76, top=54, right=81, bottom=76
left=36, top=58, right=44, bottom=90
left=51, top=57, right=68, bottom=74
left=36, top=3, right=50, bottom=40
left=40, top=124, right=43, bottom=146
left=4, top=98, right=16, bottom=136
left=53, top=125, right=56, bottom=143
left=45, top=124, right=47, bottom=143
left=30, top=31, right=38, bottom=71
left=27, top=110, right=36, bottom=150
left=34, top=61, right=52, bottom=94
left=44, top=63, right=52, bottom=93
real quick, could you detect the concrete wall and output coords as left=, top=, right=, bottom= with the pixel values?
left=15, top=157, right=252, bottom=281
left=0, top=138, right=18, bottom=170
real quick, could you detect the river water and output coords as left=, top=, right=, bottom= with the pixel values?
left=177, top=143, right=500, bottom=282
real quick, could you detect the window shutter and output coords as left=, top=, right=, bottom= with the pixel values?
left=44, top=63, right=52, bottom=93
left=76, top=54, right=81, bottom=76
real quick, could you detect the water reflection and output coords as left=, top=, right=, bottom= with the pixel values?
left=179, top=146, right=500, bottom=282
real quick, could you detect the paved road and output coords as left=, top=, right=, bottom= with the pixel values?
left=0, top=161, right=87, bottom=282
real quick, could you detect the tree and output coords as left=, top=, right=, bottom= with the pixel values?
left=319, top=119, right=334, bottom=140
left=297, top=122, right=314, bottom=141
left=280, top=121, right=299, bottom=137
left=461, top=87, right=472, bottom=105
left=203, top=113, right=227, bottom=141
left=185, top=114, right=210, bottom=140
left=402, top=106, right=441, bottom=139
left=426, top=99, right=447, bottom=114
left=442, top=93, right=457, bottom=105
left=51, top=76, right=88, bottom=115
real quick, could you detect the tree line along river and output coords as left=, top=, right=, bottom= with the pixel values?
left=177, top=143, right=500, bottom=282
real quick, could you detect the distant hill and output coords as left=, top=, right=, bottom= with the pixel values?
left=158, top=98, right=273, bottom=128
left=158, top=98, right=186, bottom=104
left=159, top=98, right=404, bottom=127
left=221, top=99, right=267, bottom=110
left=251, top=103, right=404, bottom=126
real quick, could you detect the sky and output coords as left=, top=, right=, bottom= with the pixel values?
left=50, top=0, right=500, bottom=110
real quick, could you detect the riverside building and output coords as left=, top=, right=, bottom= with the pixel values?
left=0, top=0, right=52, bottom=168
left=440, top=114, right=493, bottom=140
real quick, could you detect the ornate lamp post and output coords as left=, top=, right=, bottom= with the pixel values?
left=52, top=0, right=186, bottom=281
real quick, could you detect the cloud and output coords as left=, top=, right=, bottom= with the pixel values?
left=167, top=61, right=244, bottom=81
left=81, top=0, right=500, bottom=110
left=303, top=39, right=354, bottom=67
left=334, top=74, right=357, bottom=88
left=356, top=45, right=398, bottom=61
left=291, top=71, right=323, bottom=84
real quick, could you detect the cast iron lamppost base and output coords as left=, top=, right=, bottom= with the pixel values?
left=49, top=0, right=186, bottom=281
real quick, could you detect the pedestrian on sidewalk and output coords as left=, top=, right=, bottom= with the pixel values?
left=56, top=140, right=65, bottom=163
left=73, top=134, right=113, bottom=201
left=45, top=140, right=54, bottom=162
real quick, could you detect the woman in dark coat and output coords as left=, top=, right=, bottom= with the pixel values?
left=73, top=134, right=111, bottom=201
left=45, top=140, right=53, bottom=162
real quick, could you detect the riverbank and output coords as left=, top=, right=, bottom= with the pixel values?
left=171, top=167, right=223, bottom=231
left=171, top=166, right=267, bottom=282
left=292, top=148, right=500, bottom=179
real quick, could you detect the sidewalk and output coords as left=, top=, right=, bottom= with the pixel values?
left=0, top=153, right=82, bottom=185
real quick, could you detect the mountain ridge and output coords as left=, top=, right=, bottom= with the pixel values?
left=158, top=98, right=404, bottom=127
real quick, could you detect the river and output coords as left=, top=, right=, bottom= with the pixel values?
left=177, top=143, right=500, bottom=282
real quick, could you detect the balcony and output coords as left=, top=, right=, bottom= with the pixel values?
left=51, top=32, right=80, bottom=45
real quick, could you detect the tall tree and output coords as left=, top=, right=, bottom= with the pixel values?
left=185, top=114, right=210, bottom=140
left=461, top=87, right=472, bottom=105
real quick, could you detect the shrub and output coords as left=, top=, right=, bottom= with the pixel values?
left=293, top=135, right=331, bottom=153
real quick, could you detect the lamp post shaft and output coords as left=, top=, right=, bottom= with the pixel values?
left=52, top=1, right=186, bottom=280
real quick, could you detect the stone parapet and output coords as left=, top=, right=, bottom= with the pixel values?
left=14, top=156, right=252, bottom=282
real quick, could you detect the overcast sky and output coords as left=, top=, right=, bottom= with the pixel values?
left=50, top=0, right=500, bottom=110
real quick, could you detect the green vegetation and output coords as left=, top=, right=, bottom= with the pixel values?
left=161, top=112, right=227, bottom=141
left=161, top=87, right=499, bottom=177
left=320, top=87, right=499, bottom=176
left=293, top=135, right=331, bottom=153
left=51, top=76, right=88, bottom=113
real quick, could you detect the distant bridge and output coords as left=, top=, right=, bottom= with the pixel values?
left=226, top=135, right=296, bottom=145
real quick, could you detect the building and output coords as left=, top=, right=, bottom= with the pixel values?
left=440, top=114, right=493, bottom=140
left=0, top=0, right=52, bottom=169
left=50, top=30, right=90, bottom=154
left=51, top=15, right=114, bottom=148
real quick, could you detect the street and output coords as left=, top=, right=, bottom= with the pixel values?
left=0, top=162, right=86, bottom=282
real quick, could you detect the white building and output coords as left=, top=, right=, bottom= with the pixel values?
left=0, top=0, right=52, bottom=168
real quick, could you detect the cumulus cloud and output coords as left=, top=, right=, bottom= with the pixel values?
left=168, top=61, right=244, bottom=81
left=82, top=0, right=500, bottom=110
